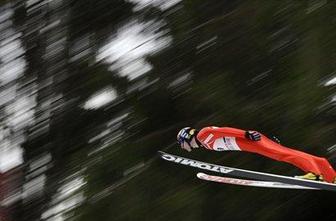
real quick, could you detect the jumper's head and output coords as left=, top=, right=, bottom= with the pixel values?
left=177, top=127, right=198, bottom=152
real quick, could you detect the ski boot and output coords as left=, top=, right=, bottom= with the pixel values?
left=295, top=172, right=324, bottom=182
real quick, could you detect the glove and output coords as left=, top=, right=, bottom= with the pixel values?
left=245, top=130, right=261, bottom=141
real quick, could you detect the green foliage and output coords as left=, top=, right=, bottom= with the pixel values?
left=10, top=0, right=336, bottom=220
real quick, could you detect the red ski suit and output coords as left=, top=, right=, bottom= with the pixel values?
left=197, top=126, right=336, bottom=182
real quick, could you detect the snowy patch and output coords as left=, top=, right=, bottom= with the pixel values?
left=57, top=177, right=86, bottom=200
left=0, top=35, right=26, bottom=84
left=83, top=88, right=117, bottom=110
left=126, top=0, right=181, bottom=11
left=332, top=95, right=336, bottom=102
left=325, top=76, right=336, bottom=86
left=41, top=175, right=86, bottom=220
left=0, top=145, right=23, bottom=172
left=0, top=5, right=30, bottom=173
left=0, top=8, right=13, bottom=23
left=22, top=174, right=46, bottom=198
left=29, top=153, right=52, bottom=172
left=97, top=20, right=172, bottom=80
left=6, top=94, right=36, bottom=130
left=41, top=193, right=84, bottom=220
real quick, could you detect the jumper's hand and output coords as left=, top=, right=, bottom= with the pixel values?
left=245, top=131, right=261, bottom=141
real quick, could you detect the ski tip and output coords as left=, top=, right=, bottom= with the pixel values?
left=197, top=172, right=206, bottom=178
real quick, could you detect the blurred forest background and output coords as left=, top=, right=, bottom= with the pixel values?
left=0, top=0, right=335, bottom=220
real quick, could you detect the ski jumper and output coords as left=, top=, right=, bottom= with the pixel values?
left=197, top=126, right=336, bottom=182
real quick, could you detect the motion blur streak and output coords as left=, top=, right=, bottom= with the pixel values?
left=0, top=0, right=335, bottom=221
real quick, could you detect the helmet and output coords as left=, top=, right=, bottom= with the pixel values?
left=177, top=127, right=196, bottom=151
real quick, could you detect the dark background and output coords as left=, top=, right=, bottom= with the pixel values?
left=0, top=0, right=335, bottom=220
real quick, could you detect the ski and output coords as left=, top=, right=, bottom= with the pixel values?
left=158, top=151, right=336, bottom=191
left=196, top=172, right=318, bottom=190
